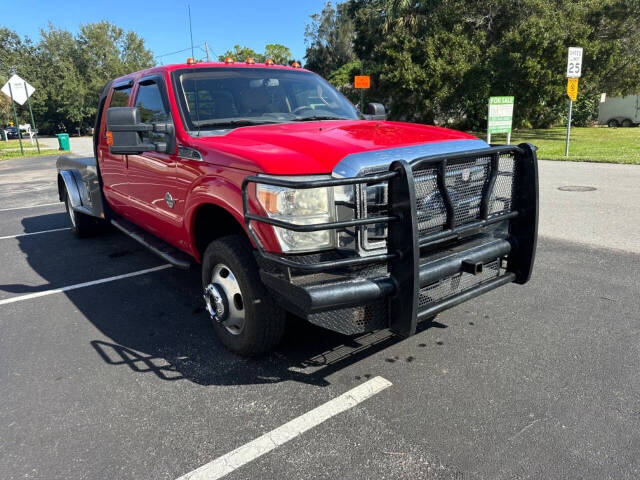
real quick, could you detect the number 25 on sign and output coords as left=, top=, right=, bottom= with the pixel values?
left=567, top=78, right=579, bottom=101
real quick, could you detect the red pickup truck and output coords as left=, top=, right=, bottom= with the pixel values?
left=56, top=59, right=538, bottom=356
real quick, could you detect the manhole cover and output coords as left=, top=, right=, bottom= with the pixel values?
left=558, top=185, right=597, bottom=192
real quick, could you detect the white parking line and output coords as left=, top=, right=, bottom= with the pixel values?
left=0, top=227, right=70, bottom=240
left=176, top=376, right=393, bottom=480
left=0, top=202, right=61, bottom=212
left=0, top=264, right=172, bottom=306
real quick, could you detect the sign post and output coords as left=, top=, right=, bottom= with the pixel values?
left=24, top=82, right=40, bottom=153
left=1, top=74, right=38, bottom=156
left=565, top=47, right=583, bottom=156
left=487, top=96, right=514, bottom=145
left=6, top=82, right=24, bottom=156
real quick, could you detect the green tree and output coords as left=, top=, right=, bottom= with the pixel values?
left=75, top=21, right=154, bottom=126
left=327, top=60, right=361, bottom=103
left=1, top=22, right=154, bottom=133
left=304, top=0, right=640, bottom=128
left=36, top=25, right=88, bottom=132
left=0, top=28, right=38, bottom=127
left=218, top=45, right=265, bottom=63
left=264, top=44, right=293, bottom=65
left=304, top=2, right=357, bottom=78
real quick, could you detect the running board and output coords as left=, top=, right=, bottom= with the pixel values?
left=111, top=218, right=192, bottom=269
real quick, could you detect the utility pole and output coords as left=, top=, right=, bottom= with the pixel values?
left=205, top=42, right=211, bottom=62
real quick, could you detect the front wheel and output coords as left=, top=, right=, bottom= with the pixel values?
left=607, top=119, right=619, bottom=128
left=201, top=235, right=286, bottom=356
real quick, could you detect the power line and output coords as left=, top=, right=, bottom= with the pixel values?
left=155, top=44, right=204, bottom=59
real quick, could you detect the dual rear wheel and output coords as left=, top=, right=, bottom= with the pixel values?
left=63, top=188, right=103, bottom=237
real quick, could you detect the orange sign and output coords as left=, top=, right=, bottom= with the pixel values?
left=354, top=75, right=370, bottom=89
left=567, top=77, right=579, bottom=101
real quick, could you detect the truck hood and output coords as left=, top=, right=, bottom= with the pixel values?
left=190, top=120, right=480, bottom=175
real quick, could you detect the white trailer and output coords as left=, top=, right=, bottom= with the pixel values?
left=598, top=95, right=640, bottom=127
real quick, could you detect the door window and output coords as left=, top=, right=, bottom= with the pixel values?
left=134, top=81, right=170, bottom=143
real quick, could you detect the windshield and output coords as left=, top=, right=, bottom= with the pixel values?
left=172, top=67, right=360, bottom=136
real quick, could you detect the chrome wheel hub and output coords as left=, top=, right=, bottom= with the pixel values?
left=204, top=284, right=226, bottom=319
left=203, top=263, right=245, bottom=335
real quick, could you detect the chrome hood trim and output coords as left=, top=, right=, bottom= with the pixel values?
left=332, top=139, right=489, bottom=178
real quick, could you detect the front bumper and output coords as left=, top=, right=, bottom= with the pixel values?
left=242, top=144, right=538, bottom=336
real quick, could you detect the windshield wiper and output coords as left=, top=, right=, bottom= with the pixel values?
left=293, top=115, right=350, bottom=122
left=192, top=118, right=280, bottom=129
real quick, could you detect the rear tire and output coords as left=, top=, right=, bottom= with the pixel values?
left=63, top=189, right=101, bottom=237
left=201, top=235, right=286, bottom=356
left=607, top=119, right=619, bottom=128
left=621, top=118, right=633, bottom=127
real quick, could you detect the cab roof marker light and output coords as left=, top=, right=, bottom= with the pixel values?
left=246, top=57, right=255, bottom=65
left=265, top=58, right=275, bottom=66
left=291, top=61, right=301, bottom=68
left=225, top=57, right=234, bottom=64
left=186, top=57, right=196, bottom=65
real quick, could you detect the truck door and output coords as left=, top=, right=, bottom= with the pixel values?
left=98, top=80, right=132, bottom=212
left=125, top=76, right=181, bottom=243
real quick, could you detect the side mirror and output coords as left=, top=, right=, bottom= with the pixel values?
left=106, top=107, right=174, bottom=155
left=363, top=103, right=386, bottom=121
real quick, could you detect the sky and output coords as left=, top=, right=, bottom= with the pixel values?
left=2, top=0, right=331, bottom=64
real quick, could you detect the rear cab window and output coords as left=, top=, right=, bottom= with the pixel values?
left=109, top=87, right=132, bottom=107
left=101, top=80, right=133, bottom=143
left=109, top=80, right=133, bottom=108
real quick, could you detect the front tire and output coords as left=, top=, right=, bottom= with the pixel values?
left=201, top=235, right=286, bottom=356
left=607, top=119, right=619, bottom=128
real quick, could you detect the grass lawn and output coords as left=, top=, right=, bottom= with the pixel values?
left=0, top=139, right=67, bottom=161
left=484, top=127, right=640, bottom=165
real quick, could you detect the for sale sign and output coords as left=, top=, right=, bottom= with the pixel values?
left=487, top=96, right=514, bottom=134
left=354, top=75, right=370, bottom=89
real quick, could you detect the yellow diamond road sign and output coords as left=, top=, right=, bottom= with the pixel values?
left=567, top=77, right=579, bottom=101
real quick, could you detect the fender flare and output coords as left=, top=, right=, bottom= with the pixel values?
left=58, top=169, right=100, bottom=217
left=58, top=170, right=86, bottom=207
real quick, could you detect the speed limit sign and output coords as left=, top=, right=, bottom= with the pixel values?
left=567, top=47, right=583, bottom=78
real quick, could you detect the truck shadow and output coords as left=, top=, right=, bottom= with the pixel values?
left=9, top=212, right=446, bottom=387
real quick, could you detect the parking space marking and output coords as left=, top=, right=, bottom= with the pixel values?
left=0, top=264, right=172, bottom=306
left=176, top=376, right=393, bottom=480
left=0, top=227, right=70, bottom=240
left=0, top=202, right=61, bottom=212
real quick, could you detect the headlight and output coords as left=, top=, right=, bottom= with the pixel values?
left=256, top=177, right=335, bottom=253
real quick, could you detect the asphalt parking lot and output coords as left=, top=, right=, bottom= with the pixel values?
left=1, top=155, right=639, bottom=480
